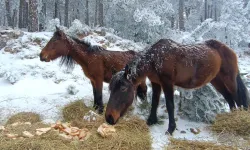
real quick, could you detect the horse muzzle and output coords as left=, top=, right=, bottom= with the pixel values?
left=105, top=112, right=120, bottom=125
left=40, top=53, right=50, bottom=62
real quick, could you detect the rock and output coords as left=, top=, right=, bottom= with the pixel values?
left=4, top=47, right=20, bottom=54
left=178, top=84, right=228, bottom=123
left=180, top=130, right=186, bottom=134
left=0, top=29, right=24, bottom=50
left=190, top=128, right=201, bottom=135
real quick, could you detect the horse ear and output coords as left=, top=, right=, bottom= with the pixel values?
left=124, top=64, right=130, bottom=79
left=55, top=27, right=66, bottom=39
left=55, top=26, right=60, bottom=31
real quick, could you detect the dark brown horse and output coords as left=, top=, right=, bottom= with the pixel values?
left=105, top=38, right=250, bottom=135
left=40, top=27, right=147, bottom=114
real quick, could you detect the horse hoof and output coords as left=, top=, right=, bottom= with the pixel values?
left=97, top=108, right=103, bottom=114
left=167, top=126, right=176, bottom=135
left=146, top=116, right=158, bottom=125
left=165, top=131, right=172, bottom=136
left=93, top=105, right=98, bottom=110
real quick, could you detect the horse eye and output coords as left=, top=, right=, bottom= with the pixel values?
left=121, top=86, right=128, bottom=92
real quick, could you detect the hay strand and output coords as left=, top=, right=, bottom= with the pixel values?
left=211, top=109, right=250, bottom=136
left=166, top=138, right=237, bottom=150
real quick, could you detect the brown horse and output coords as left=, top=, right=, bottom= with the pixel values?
left=39, top=27, right=147, bottom=114
left=105, top=38, right=250, bottom=135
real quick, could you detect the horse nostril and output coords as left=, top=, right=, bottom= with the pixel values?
left=106, top=115, right=115, bottom=125
left=40, top=53, right=46, bottom=61
left=40, top=54, right=44, bottom=61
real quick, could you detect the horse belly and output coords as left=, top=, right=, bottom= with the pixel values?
left=175, top=56, right=221, bottom=89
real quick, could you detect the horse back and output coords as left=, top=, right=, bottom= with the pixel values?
left=103, top=50, right=137, bottom=77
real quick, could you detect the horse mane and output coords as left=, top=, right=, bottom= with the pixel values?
left=71, top=36, right=105, bottom=52
left=109, top=71, right=125, bottom=91
left=60, top=35, right=105, bottom=70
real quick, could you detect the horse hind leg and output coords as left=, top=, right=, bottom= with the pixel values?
left=211, top=76, right=236, bottom=110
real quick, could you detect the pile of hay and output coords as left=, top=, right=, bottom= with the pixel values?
left=62, top=100, right=91, bottom=122
left=0, top=100, right=152, bottom=150
left=165, top=138, right=237, bottom=150
left=211, top=109, right=250, bottom=136
left=5, top=112, right=41, bottom=125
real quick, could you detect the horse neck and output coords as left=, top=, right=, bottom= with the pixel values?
left=67, top=38, right=90, bottom=66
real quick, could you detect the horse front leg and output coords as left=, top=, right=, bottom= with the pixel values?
left=147, top=82, right=161, bottom=125
left=162, top=82, right=176, bottom=135
left=91, top=81, right=98, bottom=110
left=93, top=79, right=104, bottom=114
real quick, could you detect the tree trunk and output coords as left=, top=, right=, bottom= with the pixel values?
left=85, top=0, right=89, bottom=25
left=95, top=0, right=99, bottom=26
left=170, top=15, right=175, bottom=29
left=39, top=1, right=46, bottom=31
left=178, top=0, right=185, bottom=31
left=210, top=4, right=213, bottom=18
left=28, top=0, right=39, bottom=32
left=59, top=11, right=62, bottom=23
left=98, top=0, right=104, bottom=26
left=5, top=0, right=12, bottom=27
left=23, top=0, right=29, bottom=28
left=185, top=7, right=191, bottom=19
left=208, top=5, right=210, bottom=18
left=64, top=0, right=69, bottom=27
left=213, top=0, right=217, bottom=21
left=76, top=2, right=80, bottom=20
left=18, top=0, right=24, bottom=28
left=54, top=0, right=58, bottom=18
left=12, top=9, right=17, bottom=29
left=204, top=0, right=208, bottom=19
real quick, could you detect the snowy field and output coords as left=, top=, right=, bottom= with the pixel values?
left=0, top=29, right=250, bottom=149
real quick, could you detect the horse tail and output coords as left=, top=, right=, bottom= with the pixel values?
left=236, top=73, right=250, bottom=109
left=136, top=82, right=147, bottom=101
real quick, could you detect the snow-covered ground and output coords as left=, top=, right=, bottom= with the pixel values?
left=0, top=29, right=249, bottom=149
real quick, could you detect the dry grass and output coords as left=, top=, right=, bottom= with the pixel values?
left=211, top=109, right=250, bottom=136
left=0, top=100, right=152, bottom=150
left=216, top=132, right=250, bottom=149
left=62, top=100, right=92, bottom=122
left=165, top=138, right=237, bottom=150
left=5, top=112, right=41, bottom=125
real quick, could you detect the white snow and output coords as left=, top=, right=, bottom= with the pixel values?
left=0, top=29, right=249, bottom=150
